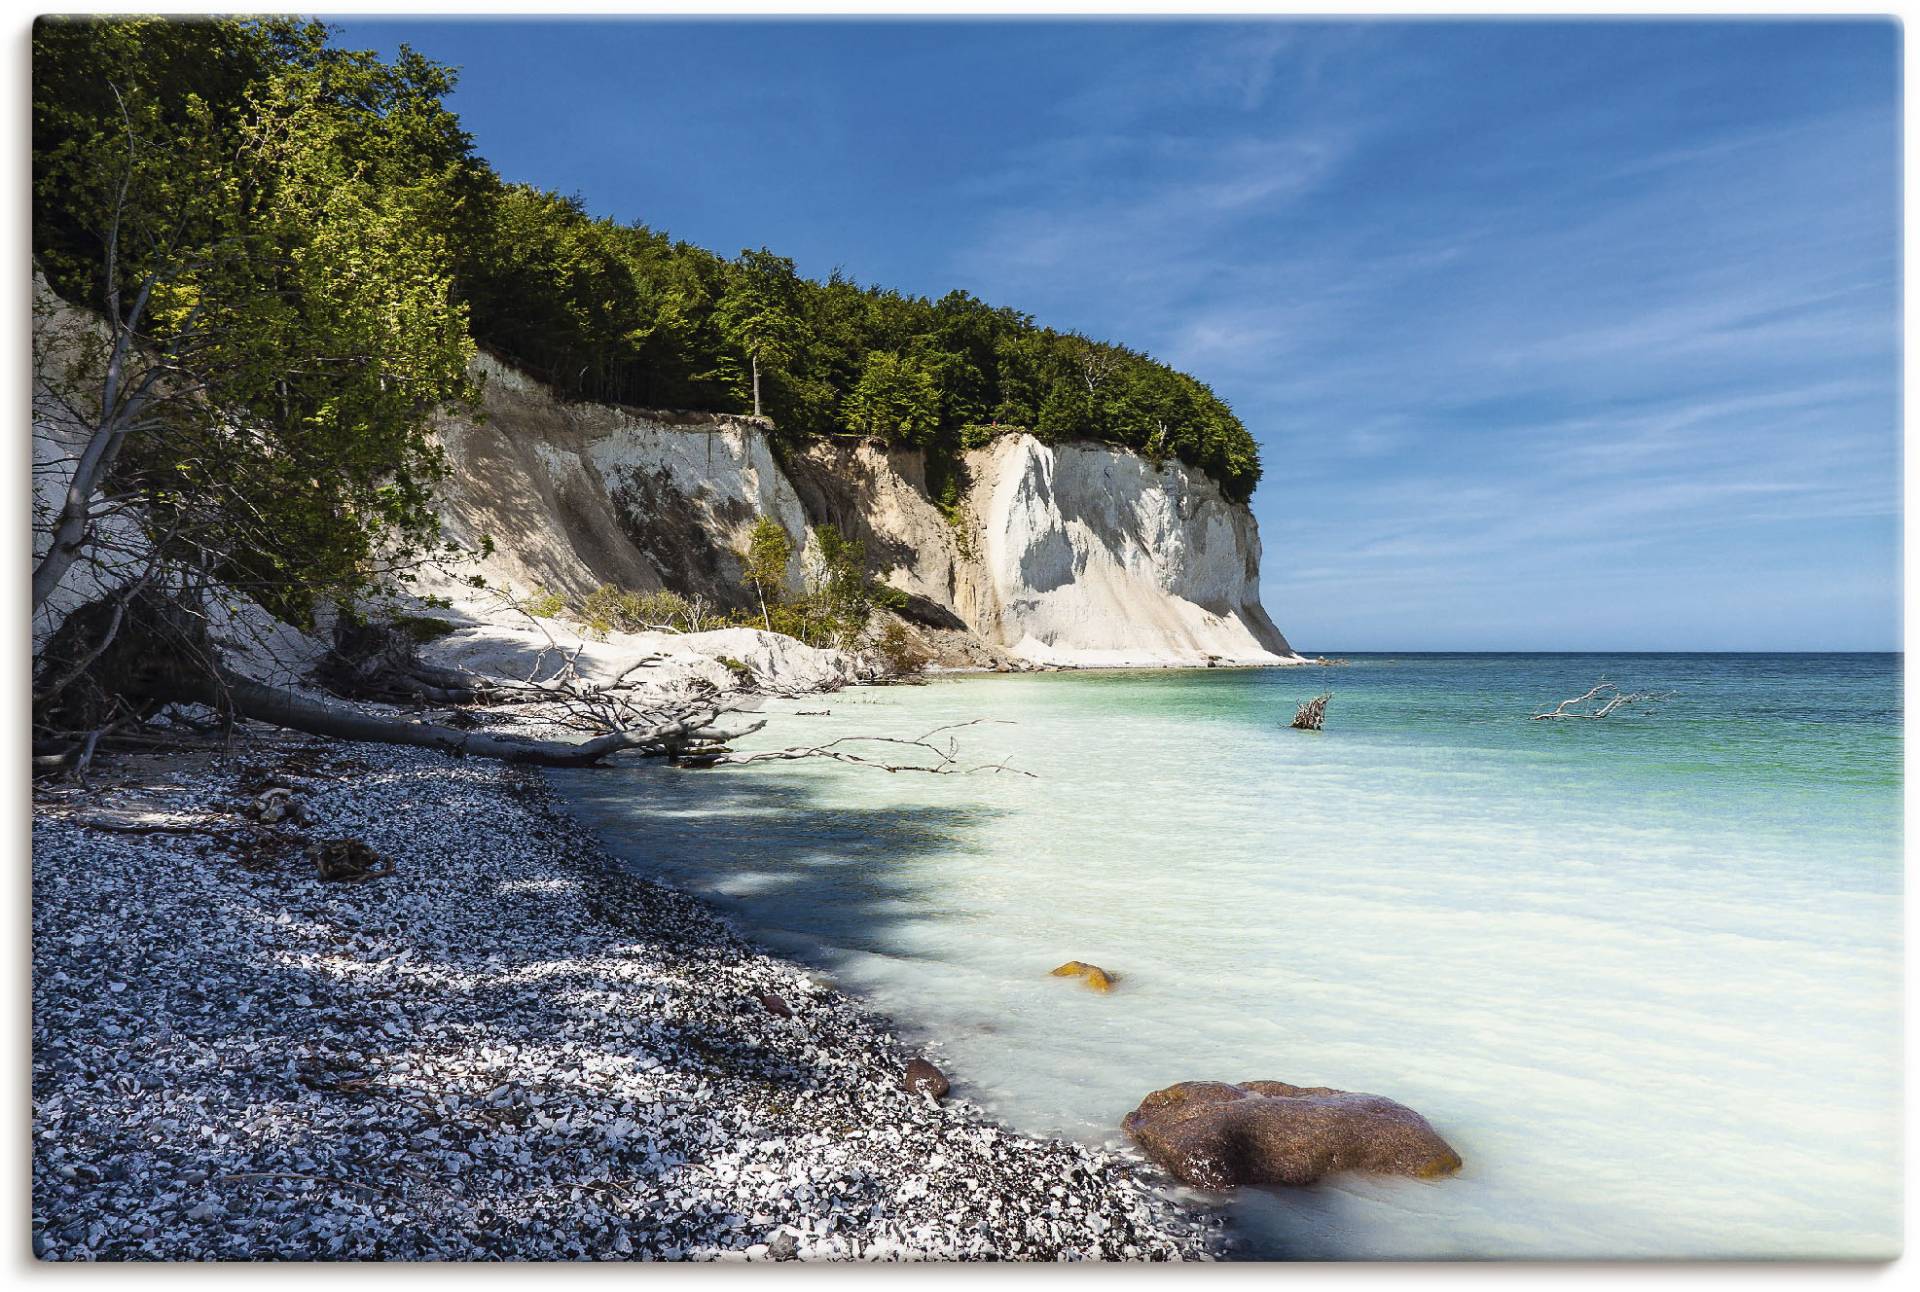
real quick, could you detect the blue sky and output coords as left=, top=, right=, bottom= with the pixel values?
left=337, top=18, right=1900, bottom=651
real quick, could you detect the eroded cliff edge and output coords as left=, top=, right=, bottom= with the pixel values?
left=431, top=355, right=1300, bottom=668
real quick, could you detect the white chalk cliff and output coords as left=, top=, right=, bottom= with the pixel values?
left=962, top=437, right=1294, bottom=666
left=428, top=354, right=1300, bottom=668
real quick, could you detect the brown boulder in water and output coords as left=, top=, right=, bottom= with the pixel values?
left=1122, top=1080, right=1461, bottom=1189
left=1050, top=961, right=1117, bottom=992
left=903, top=1058, right=950, bottom=1100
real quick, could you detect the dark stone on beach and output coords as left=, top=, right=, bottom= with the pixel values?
left=1122, top=1080, right=1461, bottom=1190
left=767, top=1230, right=800, bottom=1261
left=757, top=993, right=793, bottom=1019
left=309, top=838, right=394, bottom=882
left=903, top=1058, right=950, bottom=1101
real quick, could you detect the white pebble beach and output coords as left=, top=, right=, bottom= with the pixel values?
left=31, top=730, right=1220, bottom=1261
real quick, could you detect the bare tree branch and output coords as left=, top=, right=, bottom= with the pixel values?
left=715, top=718, right=1034, bottom=776
left=1531, top=680, right=1673, bottom=721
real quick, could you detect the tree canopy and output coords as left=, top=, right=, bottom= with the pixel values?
left=34, top=15, right=1264, bottom=510
left=33, top=14, right=476, bottom=623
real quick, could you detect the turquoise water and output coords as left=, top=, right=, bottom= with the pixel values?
left=552, top=654, right=1903, bottom=1259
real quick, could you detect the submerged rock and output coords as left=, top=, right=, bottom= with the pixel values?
left=1122, top=1080, right=1461, bottom=1189
left=1050, top=961, right=1117, bottom=992
left=903, top=1058, right=950, bottom=1101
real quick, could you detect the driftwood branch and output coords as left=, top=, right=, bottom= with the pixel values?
left=1531, top=680, right=1673, bottom=721
left=714, top=718, right=1035, bottom=776
left=1291, top=693, right=1331, bottom=731
left=312, top=619, right=497, bottom=707
left=178, top=673, right=753, bottom=768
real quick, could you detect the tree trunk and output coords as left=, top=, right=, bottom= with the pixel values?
left=34, top=265, right=161, bottom=616
left=170, top=673, right=725, bottom=768
left=751, top=351, right=761, bottom=418
left=33, top=405, right=138, bottom=616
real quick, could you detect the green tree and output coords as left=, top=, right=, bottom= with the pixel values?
left=809, top=523, right=876, bottom=639
left=843, top=350, right=941, bottom=445
left=31, top=16, right=477, bottom=625
left=739, top=514, right=792, bottom=631
left=714, top=248, right=804, bottom=418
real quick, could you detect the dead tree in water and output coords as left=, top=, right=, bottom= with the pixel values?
left=1531, top=680, right=1672, bottom=721
left=1292, top=693, right=1332, bottom=731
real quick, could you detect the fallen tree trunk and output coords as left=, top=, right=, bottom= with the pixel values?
left=37, top=587, right=964, bottom=775
left=312, top=619, right=495, bottom=706
left=168, top=672, right=758, bottom=768
left=37, top=587, right=773, bottom=769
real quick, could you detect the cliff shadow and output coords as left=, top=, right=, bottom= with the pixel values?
left=548, top=760, right=1001, bottom=975
left=780, top=449, right=926, bottom=580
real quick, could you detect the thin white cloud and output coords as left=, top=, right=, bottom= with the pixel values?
left=943, top=24, right=1898, bottom=647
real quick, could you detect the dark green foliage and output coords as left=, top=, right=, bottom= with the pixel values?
left=33, top=15, right=477, bottom=623
left=32, top=14, right=319, bottom=300
left=844, top=351, right=941, bottom=445
left=33, top=16, right=1263, bottom=513
left=450, top=186, right=738, bottom=409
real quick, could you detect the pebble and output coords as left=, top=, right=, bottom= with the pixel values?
left=32, top=729, right=1219, bottom=1261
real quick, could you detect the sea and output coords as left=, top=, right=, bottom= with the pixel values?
left=550, top=653, right=1903, bottom=1259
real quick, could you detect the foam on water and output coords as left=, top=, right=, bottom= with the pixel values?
left=552, top=654, right=1901, bottom=1259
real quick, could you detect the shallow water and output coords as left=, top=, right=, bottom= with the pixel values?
left=552, top=654, right=1902, bottom=1259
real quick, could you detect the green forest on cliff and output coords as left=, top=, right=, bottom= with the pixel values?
left=33, top=15, right=1262, bottom=504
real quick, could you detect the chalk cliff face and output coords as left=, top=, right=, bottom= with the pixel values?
left=960, top=437, right=1294, bottom=666
left=431, top=357, right=810, bottom=606
left=430, top=355, right=1299, bottom=667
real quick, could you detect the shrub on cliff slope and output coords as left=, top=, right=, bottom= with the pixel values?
left=576, top=585, right=717, bottom=637
left=731, top=518, right=902, bottom=652
left=871, top=621, right=932, bottom=680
